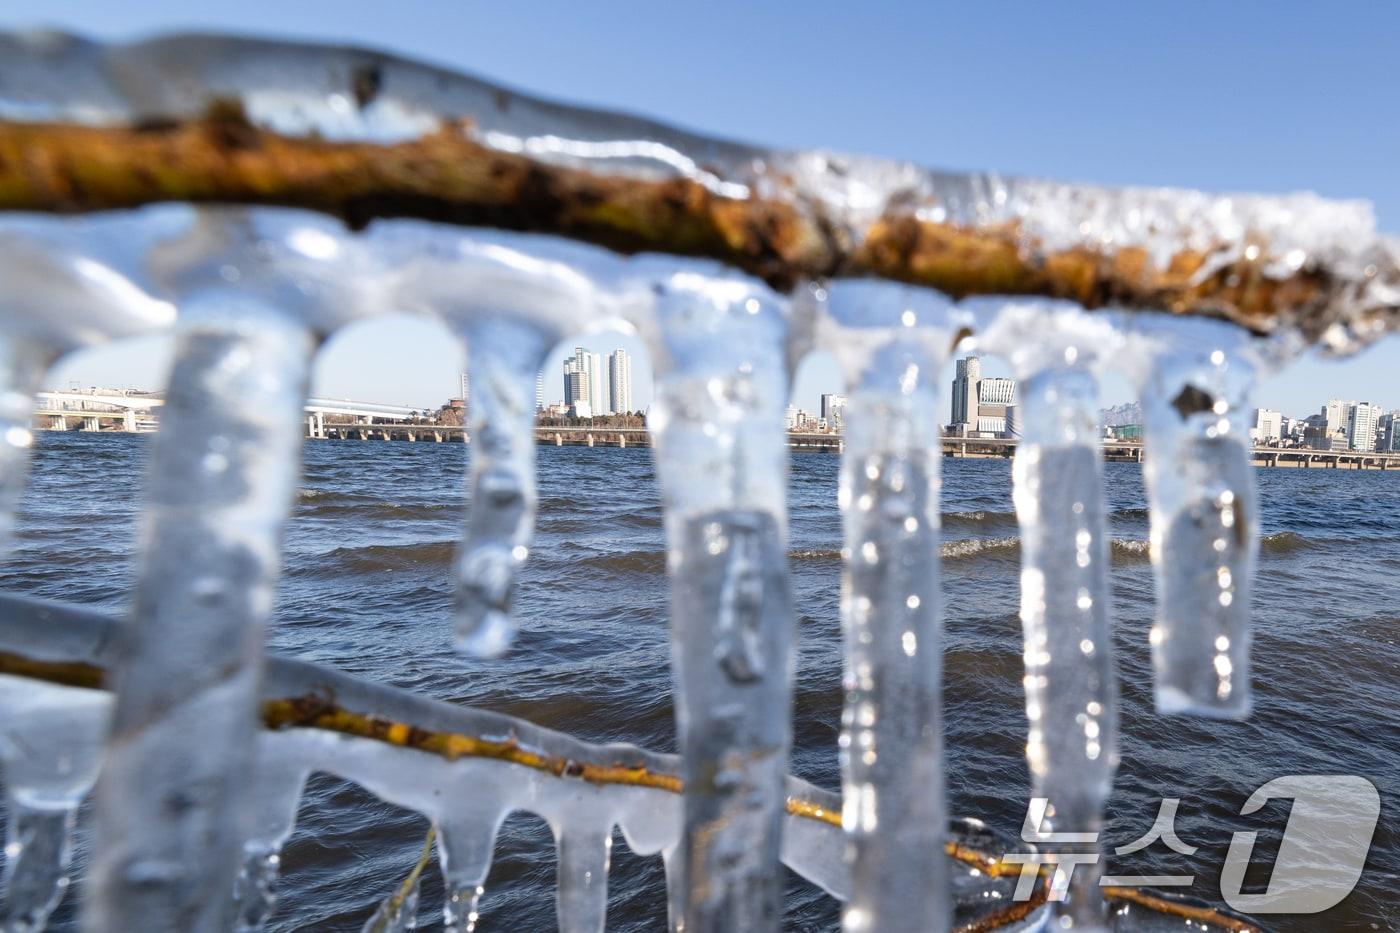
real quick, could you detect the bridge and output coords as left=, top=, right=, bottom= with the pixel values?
left=309, top=421, right=1400, bottom=469
left=34, top=391, right=431, bottom=435
left=33, top=393, right=1400, bottom=469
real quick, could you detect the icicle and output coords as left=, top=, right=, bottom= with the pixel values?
left=0, top=675, right=110, bottom=932
left=643, top=268, right=794, bottom=933
left=0, top=339, right=52, bottom=552
left=381, top=235, right=600, bottom=658
left=1133, top=320, right=1259, bottom=718
left=819, top=282, right=957, bottom=933
left=661, top=846, right=687, bottom=933
left=0, top=221, right=176, bottom=552
left=453, top=317, right=551, bottom=657
left=88, top=296, right=313, bottom=932
left=984, top=304, right=1120, bottom=931
left=437, top=810, right=505, bottom=933
left=553, top=823, right=612, bottom=933
left=234, top=734, right=314, bottom=932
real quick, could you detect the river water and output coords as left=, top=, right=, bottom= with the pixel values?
left=6, top=432, right=1398, bottom=931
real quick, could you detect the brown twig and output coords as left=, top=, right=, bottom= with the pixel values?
left=0, top=104, right=1350, bottom=336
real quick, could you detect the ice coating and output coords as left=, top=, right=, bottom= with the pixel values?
left=553, top=821, right=612, bottom=933
left=642, top=267, right=794, bottom=931
left=0, top=340, right=52, bottom=556
left=981, top=303, right=1122, bottom=931
left=89, top=298, right=313, bottom=931
left=234, top=735, right=312, bottom=932
left=383, top=239, right=607, bottom=657
left=0, top=675, right=111, bottom=931
left=0, top=187, right=1332, bottom=933
left=0, top=594, right=1262, bottom=930
left=815, top=281, right=961, bottom=933
left=1, top=30, right=1397, bottom=348
left=0, top=218, right=176, bottom=551
left=1125, top=318, right=1260, bottom=718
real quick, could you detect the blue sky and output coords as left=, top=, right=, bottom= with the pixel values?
left=10, top=0, right=1399, bottom=418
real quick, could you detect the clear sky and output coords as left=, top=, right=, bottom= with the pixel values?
left=10, top=0, right=1399, bottom=419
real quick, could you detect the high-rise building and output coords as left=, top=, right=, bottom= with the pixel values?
left=950, top=356, right=1017, bottom=436
left=1323, top=398, right=1350, bottom=435
left=459, top=371, right=469, bottom=408
left=1349, top=402, right=1380, bottom=452
left=563, top=347, right=606, bottom=416
left=562, top=356, right=583, bottom=407
left=608, top=349, right=633, bottom=415
left=950, top=356, right=982, bottom=427
left=820, top=393, right=847, bottom=432
left=1381, top=411, right=1400, bottom=451
left=535, top=372, right=544, bottom=412
left=1251, top=408, right=1283, bottom=444
left=586, top=351, right=606, bottom=416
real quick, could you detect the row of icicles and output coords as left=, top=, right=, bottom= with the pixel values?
left=0, top=205, right=1265, bottom=932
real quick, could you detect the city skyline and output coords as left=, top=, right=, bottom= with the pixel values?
left=48, top=330, right=1398, bottom=426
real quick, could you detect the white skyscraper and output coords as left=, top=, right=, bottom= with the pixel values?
left=950, top=356, right=982, bottom=427
left=608, top=348, right=633, bottom=414
left=1251, top=408, right=1283, bottom=444
left=1324, top=398, right=1350, bottom=434
left=1348, top=402, right=1379, bottom=451
left=535, top=372, right=544, bottom=412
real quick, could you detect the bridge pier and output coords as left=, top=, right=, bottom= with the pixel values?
left=586, top=433, right=594, bottom=447
left=617, top=433, right=625, bottom=449
left=82, top=417, right=99, bottom=432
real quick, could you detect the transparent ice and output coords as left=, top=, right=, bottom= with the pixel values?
left=981, top=302, right=1123, bottom=931
left=816, top=281, right=961, bottom=933
left=0, top=28, right=1391, bottom=932
left=644, top=268, right=794, bottom=932
left=1127, top=318, right=1262, bottom=718
left=0, top=675, right=111, bottom=932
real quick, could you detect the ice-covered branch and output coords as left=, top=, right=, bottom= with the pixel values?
left=0, top=31, right=1395, bottom=347
left=0, top=593, right=1265, bottom=932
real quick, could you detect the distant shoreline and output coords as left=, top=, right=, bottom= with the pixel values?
left=38, top=427, right=1400, bottom=471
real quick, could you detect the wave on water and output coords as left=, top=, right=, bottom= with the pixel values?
left=1259, top=530, right=1309, bottom=554
left=790, top=531, right=1310, bottom=567
left=789, top=548, right=842, bottom=561
left=304, top=530, right=1314, bottom=580
left=315, top=540, right=457, bottom=573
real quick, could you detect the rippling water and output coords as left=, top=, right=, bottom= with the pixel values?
left=6, top=433, right=1398, bottom=931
